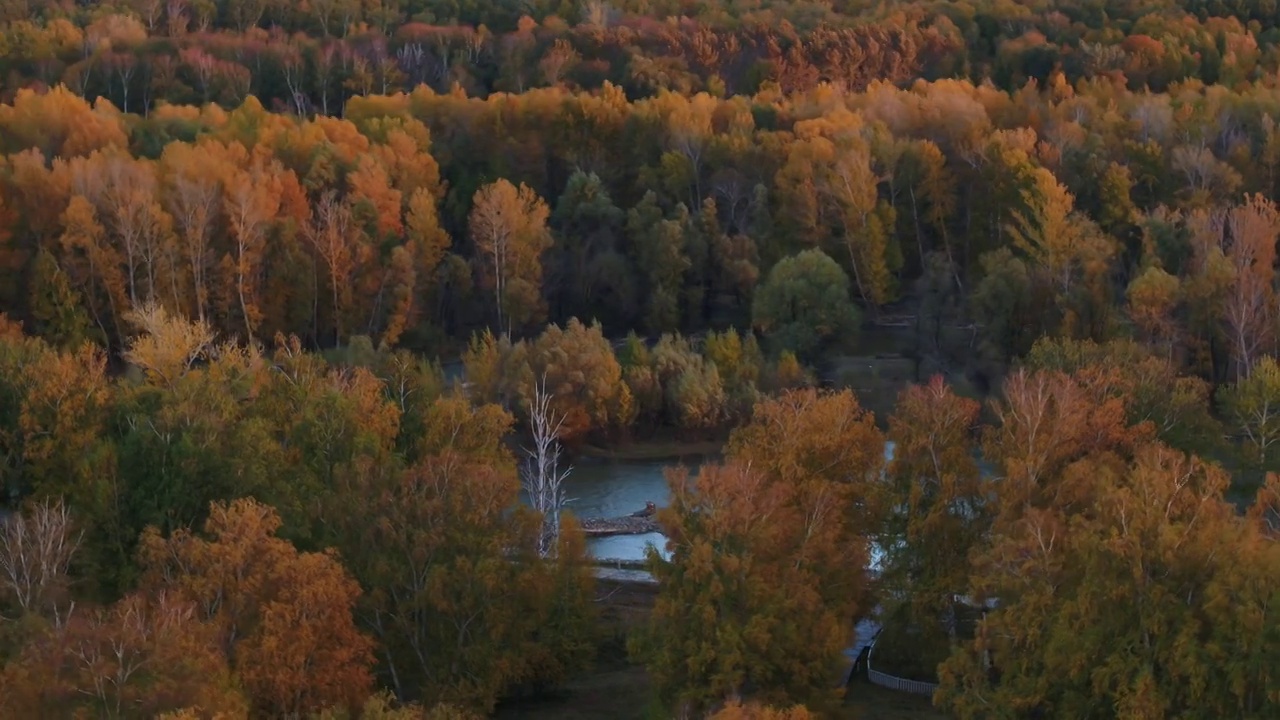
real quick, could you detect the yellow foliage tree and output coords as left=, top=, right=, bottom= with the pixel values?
left=469, top=178, right=553, bottom=334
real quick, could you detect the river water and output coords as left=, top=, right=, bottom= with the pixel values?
left=558, top=456, right=702, bottom=563
left=531, top=443, right=901, bottom=567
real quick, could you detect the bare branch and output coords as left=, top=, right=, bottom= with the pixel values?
left=0, top=499, right=81, bottom=618
left=519, top=374, right=573, bottom=558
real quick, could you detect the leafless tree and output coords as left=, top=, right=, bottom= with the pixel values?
left=1229, top=198, right=1280, bottom=376
left=520, top=376, right=572, bottom=559
left=0, top=499, right=81, bottom=618
left=582, top=0, right=617, bottom=28
left=396, top=43, right=426, bottom=86
left=1194, top=196, right=1280, bottom=380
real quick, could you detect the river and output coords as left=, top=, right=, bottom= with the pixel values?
left=550, top=456, right=703, bottom=563
left=528, top=442, right=901, bottom=567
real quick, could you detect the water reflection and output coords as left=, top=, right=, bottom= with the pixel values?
left=519, top=442, right=913, bottom=566
left=518, top=456, right=700, bottom=561
left=561, top=457, right=694, bottom=519
left=564, top=456, right=702, bottom=562
left=588, top=532, right=669, bottom=562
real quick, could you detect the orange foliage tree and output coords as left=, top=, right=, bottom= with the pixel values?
left=520, top=318, right=636, bottom=445
left=0, top=590, right=248, bottom=718
left=636, top=389, right=885, bottom=716
left=709, top=700, right=814, bottom=720
left=139, top=498, right=375, bottom=717
left=935, top=363, right=1279, bottom=717
left=323, top=395, right=595, bottom=712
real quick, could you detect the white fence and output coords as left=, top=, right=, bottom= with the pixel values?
left=866, top=668, right=939, bottom=696
left=865, top=638, right=940, bottom=697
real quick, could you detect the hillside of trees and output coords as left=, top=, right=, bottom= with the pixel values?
left=2, top=0, right=1280, bottom=718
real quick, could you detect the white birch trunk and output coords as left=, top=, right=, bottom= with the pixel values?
left=520, top=376, right=572, bottom=558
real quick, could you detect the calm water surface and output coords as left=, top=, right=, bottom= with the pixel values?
left=527, top=443, right=902, bottom=565
left=561, top=456, right=704, bottom=562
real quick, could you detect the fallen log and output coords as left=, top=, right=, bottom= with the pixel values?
left=580, top=514, right=661, bottom=537
left=592, top=556, right=652, bottom=570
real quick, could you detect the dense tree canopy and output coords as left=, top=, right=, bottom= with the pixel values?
left=0, top=324, right=599, bottom=716
left=635, top=389, right=885, bottom=716
left=3, top=0, right=1280, bottom=718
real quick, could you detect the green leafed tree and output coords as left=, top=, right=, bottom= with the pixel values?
left=937, top=445, right=1267, bottom=720
left=27, top=248, right=97, bottom=350
left=751, top=249, right=859, bottom=360
left=627, top=191, right=691, bottom=335
left=322, top=395, right=596, bottom=712
left=1218, top=355, right=1280, bottom=471
left=550, top=170, right=635, bottom=329
left=878, top=376, right=987, bottom=681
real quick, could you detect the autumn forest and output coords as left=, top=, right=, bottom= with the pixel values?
left=1, top=0, right=1280, bottom=718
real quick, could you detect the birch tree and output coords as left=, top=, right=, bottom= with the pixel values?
left=469, top=179, right=552, bottom=335
left=305, top=191, right=361, bottom=345
left=0, top=499, right=81, bottom=618
left=1224, top=195, right=1280, bottom=379
left=222, top=155, right=284, bottom=346
left=1219, top=356, right=1280, bottom=468
left=159, top=141, right=224, bottom=325
left=520, top=375, right=572, bottom=558
left=1186, top=197, right=1280, bottom=380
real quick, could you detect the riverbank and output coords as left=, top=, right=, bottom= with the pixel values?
left=578, top=440, right=724, bottom=462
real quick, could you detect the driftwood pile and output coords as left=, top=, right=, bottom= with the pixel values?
left=580, top=502, right=659, bottom=537
left=580, top=515, right=660, bottom=537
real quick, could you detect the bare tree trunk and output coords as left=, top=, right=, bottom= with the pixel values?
left=520, top=376, right=572, bottom=558
left=491, top=234, right=508, bottom=336
left=237, top=255, right=254, bottom=347
left=0, top=499, right=82, bottom=617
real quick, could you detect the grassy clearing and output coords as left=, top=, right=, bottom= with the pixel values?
left=495, top=579, right=660, bottom=720
left=825, top=355, right=921, bottom=422
left=824, top=352, right=983, bottom=424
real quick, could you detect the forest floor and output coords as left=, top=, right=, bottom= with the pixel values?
left=826, top=354, right=923, bottom=421
left=494, top=579, right=950, bottom=719
left=493, top=663, right=948, bottom=719
left=824, top=352, right=985, bottom=427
